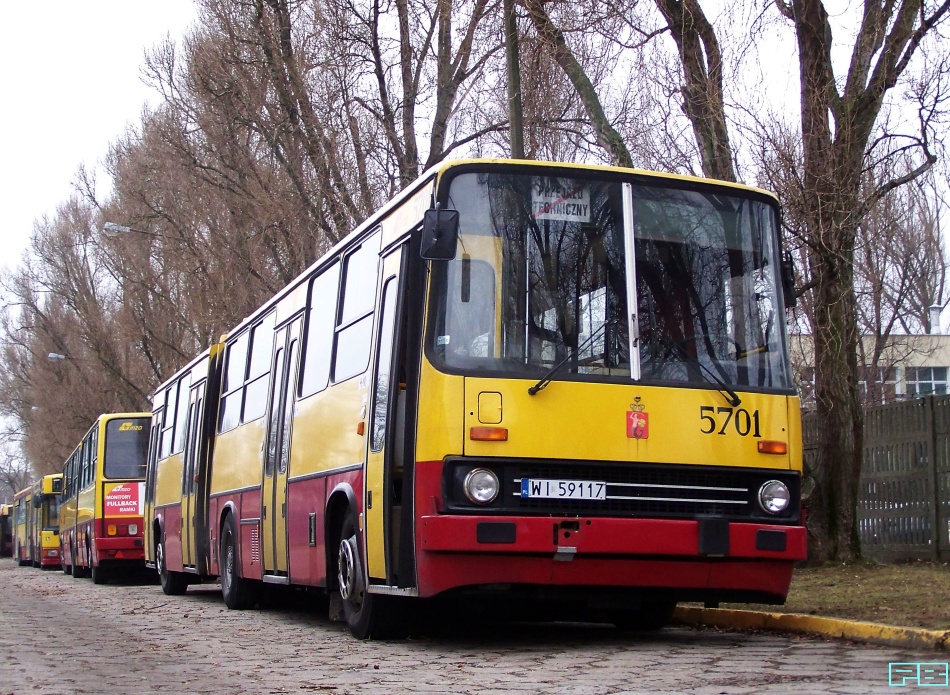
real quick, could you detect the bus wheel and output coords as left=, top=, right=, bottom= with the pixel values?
left=337, top=510, right=403, bottom=639
left=157, top=538, right=188, bottom=596
left=91, top=562, right=109, bottom=585
left=71, top=544, right=86, bottom=578
left=220, top=515, right=258, bottom=610
left=612, top=601, right=677, bottom=632
left=61, top=546, right=71, bottom=575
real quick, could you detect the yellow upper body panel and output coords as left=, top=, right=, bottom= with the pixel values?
left=211, top=417, right=268, bottom=494
left=463, top=377, right=798, bottom=470
left=290, top=377, right=370, bottom=479
left=154, top=452, right=185, bottom=508
left=414, top=353, right=799, bottom=472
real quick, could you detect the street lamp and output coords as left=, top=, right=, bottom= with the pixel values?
left=102, top=222, right=132, bottom=236
left=102, top=221, right=159, bottom=237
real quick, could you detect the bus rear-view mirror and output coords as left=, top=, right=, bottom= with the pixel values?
left=420, top=207, right=459, bottom=260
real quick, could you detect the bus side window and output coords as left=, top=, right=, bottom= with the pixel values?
left=334, top=232, right=381, bottom=382
left=300, top=262, right=341, bottom=398
left=219, top=332, right=249, bottom=432
left=160, top=381, right=180, bottom=458
left=242, top=313, right=276, bottom=423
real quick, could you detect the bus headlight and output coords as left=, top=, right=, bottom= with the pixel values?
left=463, top=468, right=500, bottom=505
left=758, top=480, right=790, bottom=514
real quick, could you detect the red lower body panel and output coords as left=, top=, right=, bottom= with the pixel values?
left=417, top=514, right=803, bottom=598
left=93, top=517, right=145, bottom=563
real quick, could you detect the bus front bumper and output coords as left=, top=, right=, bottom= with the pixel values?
left=417, top=515, right=806, bottom=600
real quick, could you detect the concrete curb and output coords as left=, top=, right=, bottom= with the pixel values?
left=673, top=606, right=950, bottom=651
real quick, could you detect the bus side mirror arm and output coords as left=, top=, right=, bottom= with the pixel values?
left=420, top=206, right=460, bottom=260
left=781, top=254, right=797, bottom=309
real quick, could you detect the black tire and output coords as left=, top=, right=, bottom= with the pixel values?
left=157, top=537, right=188, bottom=596
left=72, top=543, right=87, bottom=578
left=220, top=514, right=258, bottom=610
left=336, top=510, right=403, bottom=639
left=91, top=562, right=109, bottom=585
left=61, top=543, right=72, bottom=575
left=612, top=601, right=677, bottom=632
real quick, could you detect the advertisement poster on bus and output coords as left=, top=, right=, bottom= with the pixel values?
left=103, top=482, right=144, bottom=516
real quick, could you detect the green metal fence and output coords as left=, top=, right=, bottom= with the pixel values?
left=803, top=395, right=950, bottom=562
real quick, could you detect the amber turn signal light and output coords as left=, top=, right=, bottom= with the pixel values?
left=757, top=440, right=787, bottom=455
left=470, top=426, right=508, bottom=441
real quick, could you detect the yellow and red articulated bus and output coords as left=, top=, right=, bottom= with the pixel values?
left=60, top=413, right=151, bottom=584
left=12, top=486, right=32, bottom=566
left=28, top=474, right=63, bottom=569
left=0, top=503, right=13, bottom=557
left=145, top=159, right=805, bottom=638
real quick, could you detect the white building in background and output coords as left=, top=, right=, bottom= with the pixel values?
left=790, top=308, right=950, bottom=410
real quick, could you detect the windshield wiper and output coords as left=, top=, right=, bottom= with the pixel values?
left=527, top=322, right=609, bottom=396
left=660, top=335, right=742, bottom=408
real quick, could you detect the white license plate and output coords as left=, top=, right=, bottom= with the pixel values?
left=520, top=478, right=606, bottom=500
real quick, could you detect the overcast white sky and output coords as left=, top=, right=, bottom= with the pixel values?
left=0, top=1, right=197, bottom=270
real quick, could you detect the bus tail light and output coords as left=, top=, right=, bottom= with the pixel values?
left=107, top=524, right=117, bottom=536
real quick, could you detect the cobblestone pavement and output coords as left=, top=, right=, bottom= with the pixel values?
left=0, top=558, right=942, bottom=694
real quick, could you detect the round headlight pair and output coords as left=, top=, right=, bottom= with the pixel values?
left=463, top=468, right=500, bottom=505
left=758, top=480, right=790, bottom=514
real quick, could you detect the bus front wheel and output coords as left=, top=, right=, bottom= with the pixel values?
left=72, top=543, right=87, bottom=578
left=220, top=514, right=258, bottom=610
left=336, top=510, right=403, bottom=639
left=157, top=537, right=188, bottom=596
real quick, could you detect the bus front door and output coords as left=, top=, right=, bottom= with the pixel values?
left=364, top=243, right=408, bottom=584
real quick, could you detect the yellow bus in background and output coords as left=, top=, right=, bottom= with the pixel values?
left=12, top=485, right=32, bottom=566
left=146, top=159, right=805, bottom=638
left=61, top=413, right=151, bottom=584
left=28, top=474, right=63, bottom=569
left=0, top=503, right=12, bottom=557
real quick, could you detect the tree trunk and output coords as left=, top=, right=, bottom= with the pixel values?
left=504, top=0, right=525, bottom=159
left=652, top=0, right=735, bottom=182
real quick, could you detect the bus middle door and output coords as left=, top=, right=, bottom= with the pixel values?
left=181, top=380, right=204, bottom=568
left=262, top=317, right=301, bottom=579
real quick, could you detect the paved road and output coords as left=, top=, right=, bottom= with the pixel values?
left=0, top=558, right=941, bottom=694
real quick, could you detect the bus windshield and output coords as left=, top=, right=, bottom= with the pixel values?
left=104, top=418, right=150, bottom=479
left=429, top=170, right=792, bottom=391
left=43, top=496, right=60, bottom=531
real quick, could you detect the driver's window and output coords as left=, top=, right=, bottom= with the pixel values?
left=443, top=257, right=495, bottom=360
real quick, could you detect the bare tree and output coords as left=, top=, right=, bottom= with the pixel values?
left=773, top=0, right=950, bottom=560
